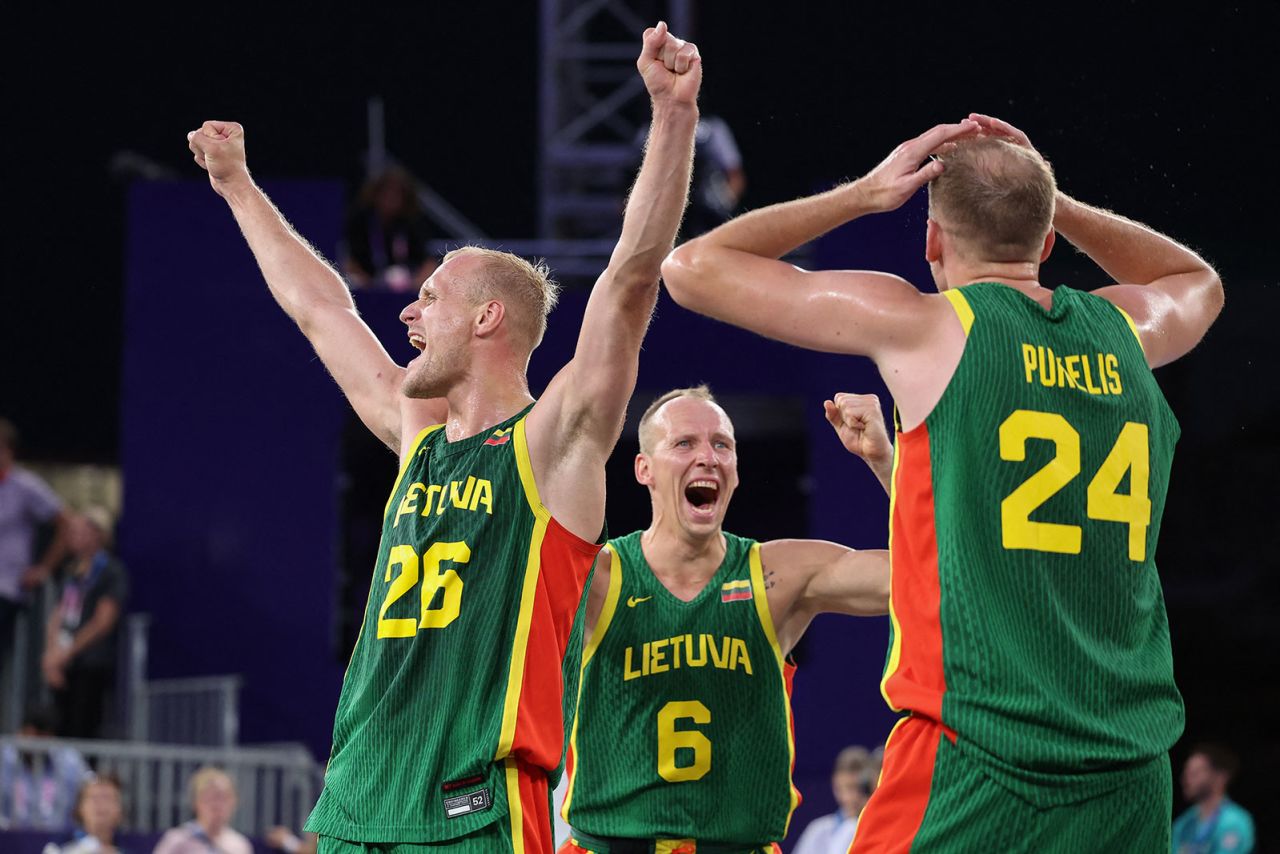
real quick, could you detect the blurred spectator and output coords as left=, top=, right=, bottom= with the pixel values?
left=42, top=507, right=128, bottom=739
left=1172, top=743, right=1255, bottom=854
left=341, top=165, right=438, bottom=292
left=265, top=826, right=317, bottom=854
left=688, top=115, right=746, bottom=237
left=789, top=745, right=876, bottom=854
left=0, top=418, right=70, bottom=660
left=0, top=704, right=91, bottom=829
left=152, top=767, right=252, bottom=854
left=41, top=774, right=126, bottom=854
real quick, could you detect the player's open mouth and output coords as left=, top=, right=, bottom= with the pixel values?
left=408, top=333, right=426, bottom=351
left=684, top=479, right=719, bottom=518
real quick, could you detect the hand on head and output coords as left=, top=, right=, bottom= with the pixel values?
left=965, top=113, right=1039, bottom=155
left=637, top=21, right=702, bottom=105
left=856, top=120, right=981, bottom=213
left=187, top=120, right=250, bottom=194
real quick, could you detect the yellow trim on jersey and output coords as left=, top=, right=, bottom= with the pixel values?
left=495, top=513, right=548, bottom=760
left=942, top=288, right=975, bottom=336
left=513, top=417, right=551, bottom=522
left=561, top=545, right=623, bottom=821
left=383, top=424, right=445, bottom=518
left=748, top=544, right=800, bottom=834
left=878, top=425, right=907, bottom=711
left=1113, top=305, right=1146, bottom=355
left=504, top=757, right=525, bottom=854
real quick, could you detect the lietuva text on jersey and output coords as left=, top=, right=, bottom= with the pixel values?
left=622, top=633, right=754, bottom=681
left=393, top=476, right=495, bottom=526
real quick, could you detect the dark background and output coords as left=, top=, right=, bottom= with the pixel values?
left=5, top=2, right=1277, bottom=847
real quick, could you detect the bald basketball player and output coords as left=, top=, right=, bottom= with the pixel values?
left=559, top=387, right=893, bottom=853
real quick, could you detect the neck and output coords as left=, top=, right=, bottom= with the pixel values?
left=641, top=512, right=726, bottom=588
left=441, top=366, right=533, bottom=441
left=86, top=827, right=113, bottom=848
left=1197, top=792, right=1225, bottom=820
left=947, top=259, right=1043, bottom=293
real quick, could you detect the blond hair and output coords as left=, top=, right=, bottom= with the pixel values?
left=442, top=246, right=560, bottom=350
left=189, top=766, right=234, bottom=804
left=637, top=385, right=719, bottom=455
left=927, top=136, right=1056, bottom=261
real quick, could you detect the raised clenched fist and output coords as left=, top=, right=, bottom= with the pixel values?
left=637, top=21, right=701, bottom=107
left=187, top=120, right=251, bottom=195
left=824, top=392, right=893, bottom=471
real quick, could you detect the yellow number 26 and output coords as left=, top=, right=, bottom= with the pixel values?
left=377, top=541, right=471, bottom=638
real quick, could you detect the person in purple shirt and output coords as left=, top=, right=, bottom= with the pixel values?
left=0, top=418, right=69, bottom=661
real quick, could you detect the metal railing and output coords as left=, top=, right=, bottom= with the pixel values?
left=0, top=735, right=321, bottom=835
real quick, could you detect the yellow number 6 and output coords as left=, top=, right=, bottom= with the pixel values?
left=657, top=700, right=711, bottom=783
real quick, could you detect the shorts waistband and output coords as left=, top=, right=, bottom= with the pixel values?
left=568, top=829, right=773, bottom=854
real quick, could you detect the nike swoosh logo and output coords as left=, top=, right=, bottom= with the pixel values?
left=626, top=596, right=652, bottom=608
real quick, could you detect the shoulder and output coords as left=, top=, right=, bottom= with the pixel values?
left=1221, top=800, right=1256, bottom=830
left=759, top=538, right=849, bottom=570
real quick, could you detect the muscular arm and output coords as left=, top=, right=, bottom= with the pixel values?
left=527, top=24, right=701, bottom=539
left=188, top=122, right=446, bottom=451
left=761, top=539, right=889, bottom=655
left=661, top=122, right=981, bottom=360
left=1056, top=195, right=1223, bottom=368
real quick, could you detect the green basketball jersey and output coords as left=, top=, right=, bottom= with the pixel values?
left=305, top=405, right=602, bottom=843
left=881, top=283, right=1183, bottom=806
left=562, top=530, right=800, bottom=846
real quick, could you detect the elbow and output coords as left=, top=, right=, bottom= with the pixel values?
left=1204, top=269, right=1225, bottom=321
left=660, top=241, right=704, bottom=308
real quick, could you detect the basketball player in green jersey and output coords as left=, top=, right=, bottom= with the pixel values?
left=186, top=22, right=702, bottom=854
left=560, top=386, right=894, bottom=853
left=662, top=115, right=1222, bottom=852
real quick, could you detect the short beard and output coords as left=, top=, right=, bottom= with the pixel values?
left=402, top=350, right=463, bottom=400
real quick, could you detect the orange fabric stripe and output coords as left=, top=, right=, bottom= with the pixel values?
left=515, top=757, right=554, bottom=854
left=848, top=716, right=943, bottom=853
left=881, top=423, right=947, bottom=720
left=509, top=515, right=601, bottom=769
left=782, top=660, right=803, bottom=826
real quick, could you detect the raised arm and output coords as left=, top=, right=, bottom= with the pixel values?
left=968, top=113, right=1224, bottom=368
left=660, top=121, right=981, bottom=359
left=187, top=122, right=445, bottom=451
left=527, top=23, right=701, bottom=538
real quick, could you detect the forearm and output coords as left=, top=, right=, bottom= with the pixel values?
left=1054, top=193, right=1216, bottom=286
left=687, top=180, right=873, bottom=260
left=606, top=102, right=699, bottom=284
left=870, top=456, right=892, bottom=496
left=222, top=181, right=355, bottom=331
left=68, top=611, right=118, bottom=659
left=34, top=515, right=69, bottom=576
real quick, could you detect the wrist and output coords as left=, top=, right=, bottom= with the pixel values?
left=217, top=172, right=258, bottom=205
left=650, top=99, right=698, bottom=125
left=842, top=180, right=879, bottom=219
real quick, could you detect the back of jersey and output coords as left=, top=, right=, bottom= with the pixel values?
left=882, top=282, right=1183, bottom=804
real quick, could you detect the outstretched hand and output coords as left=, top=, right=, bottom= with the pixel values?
left=855, top=120, right=980, bottom=213
left=637, top=21, right=701, bottom=106
left=187, top=120, right=251, bottom=195
left=825, top=393, right=894, bottom=482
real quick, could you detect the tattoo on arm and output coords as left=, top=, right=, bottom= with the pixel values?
left=763, top=570, right=777, bottom=590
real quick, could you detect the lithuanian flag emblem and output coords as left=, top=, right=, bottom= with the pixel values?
left=484, top=428, right=512, bottom=447
left=720, top=579, right=752, bottom=603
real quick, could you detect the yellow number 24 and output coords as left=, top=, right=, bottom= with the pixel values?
left=377, top=541, right=472, bottom=638
left=999, top=410, right=1151, bottom=561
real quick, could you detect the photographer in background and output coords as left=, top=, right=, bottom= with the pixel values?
left=790, top=745, right=878, bottom=854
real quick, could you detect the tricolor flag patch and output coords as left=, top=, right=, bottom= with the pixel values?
left=484, top=428, right=512, bottom=447
left=720, top=579, right=753, bottom=603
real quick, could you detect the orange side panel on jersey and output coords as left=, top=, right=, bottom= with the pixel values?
left=848, top=716, right=944, bottom=853
left=880, top=423, right=947, bottom=721
left=510, top=516, right=602, bottom=770
left=507, top=755, right=555, bottom=854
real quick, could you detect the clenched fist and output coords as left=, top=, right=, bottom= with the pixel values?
left=824, top=393, right=894, bottom=488
left=637, top=21, right=701, bottom=107
left=187, top=120, right=251, bottom=195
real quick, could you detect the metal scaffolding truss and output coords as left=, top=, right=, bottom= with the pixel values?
left=539, top=0, right=691, bottom=245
